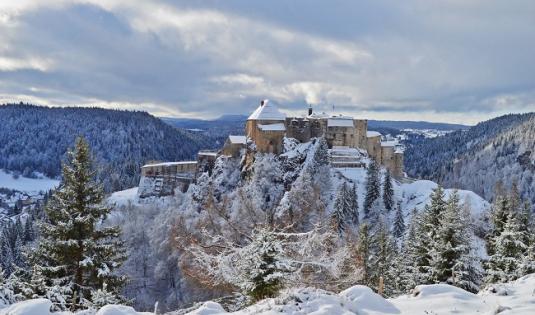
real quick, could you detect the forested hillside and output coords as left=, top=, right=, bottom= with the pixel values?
left=405, top=113, right=535, bottom=204
left=0, top=104, right=214, bottom=192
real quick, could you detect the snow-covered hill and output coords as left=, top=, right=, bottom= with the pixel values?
left=2, top=274, right=534, bottom=315
left=0, top=169, right=59, bottom=194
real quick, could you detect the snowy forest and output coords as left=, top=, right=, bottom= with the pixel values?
left=2, top=133, right=533, bottom=314
left=405, top=113, right=535, bottom=205
left=0, top=104, right=215, bottom=192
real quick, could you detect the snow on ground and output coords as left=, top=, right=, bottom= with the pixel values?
left=3, top=276, right=535, bottom=314
left=0, top=169, right=59, bottom=193
left=107, top=187, right=139, bottom=207
left=0, top=298, right=153, bottom=315
left=181, top=274, right=535, bottom=315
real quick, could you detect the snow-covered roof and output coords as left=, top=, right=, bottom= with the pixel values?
left=198, top=151, right=218, bottom=157
left=380, top=141, right=398, bottom=147
left=308, top=111, right=330, bottom=119
left=328, top=118, right=354, bottom=127
left=228, top=135, right=247, bottom=144
left=258, top=123, right=286, bottom=131
left=142, top=161, right=197, bottom=168
left=367, top=131, right=382, bottom=137
left=248, top=100, right=286, bottom=121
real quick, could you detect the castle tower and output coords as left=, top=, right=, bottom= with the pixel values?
left=246, top=100, right=286, bottom=154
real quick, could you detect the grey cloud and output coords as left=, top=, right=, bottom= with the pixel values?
left=0, top=0, right=534, bottom=123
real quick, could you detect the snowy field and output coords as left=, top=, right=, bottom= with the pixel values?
left=2, top=274, right=534, bottom=315
left=0, top=169, right=59, bottom=193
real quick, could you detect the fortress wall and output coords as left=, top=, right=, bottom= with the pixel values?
left=285, top=118, right=311, bottom=143
left=354, top=119, right=368, bottom=149
left=367, top=136, right=382, bottom=161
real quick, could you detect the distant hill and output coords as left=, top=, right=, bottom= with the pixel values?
left=161, top=115, right=467, bottom=141
left=405, top=113, right=535, bottom=204
left=368, top=120, right=468, bottom=131
left=0, top=104, right=215, bottom=192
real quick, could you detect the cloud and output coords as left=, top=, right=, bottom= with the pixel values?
left=0, top=0, right=534, bottom=124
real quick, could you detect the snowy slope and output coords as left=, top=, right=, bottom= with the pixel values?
left=0, top=169, right=59, bottom=193
left=3, top=275, right=534, bottom=315
left=334, top=168, right=490, bottom=224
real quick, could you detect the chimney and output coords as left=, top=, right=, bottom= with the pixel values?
left=261, top=99, right=268, bottom=107
left=308, top=105, right=313, bottom=116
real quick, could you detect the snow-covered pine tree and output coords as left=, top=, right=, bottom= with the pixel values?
left=332, top=182, right=349, bottom=235
left=371, top=221, right=397, bottom=297
left=434, top=191, right=480, bottom=292
left=392, top=202, right=405, bottom=239
left=485, top=211, right=528, bottom=284
left=236, top=228, right=293, bottom=301
left=348, top=183, right=359, bottom=226
left=382, top=170, right=394, bottom=212
left=490, top=195, right=510, bottom=238
left=313, top=137, right=329, bottom=167
left=0, top=267, right=17, bottom=307
left=23, top=217, right=34, bottom=243
left=0, top=235, right=14, bottom=276
left=398, top=211, right=427, bottom=290
left=363, top=160, right=380, bottom=217
left=357, top=223, right=372, bottom=286
left=31, top=137, right=126, bottom=310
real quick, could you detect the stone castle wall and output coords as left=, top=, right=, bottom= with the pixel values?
left=252, top=115, right=404, bottom=177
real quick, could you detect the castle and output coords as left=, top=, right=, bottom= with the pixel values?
left=242, top=100, right=404, bottom=177
left=138, top=100, right=404, bottom=198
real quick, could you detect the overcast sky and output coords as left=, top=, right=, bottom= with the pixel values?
left=0, top=1, right=534, bottom=124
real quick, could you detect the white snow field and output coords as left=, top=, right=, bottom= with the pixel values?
left=0, top=169, right=59, bottom=193
left=1, top=275, right=534, bottom=314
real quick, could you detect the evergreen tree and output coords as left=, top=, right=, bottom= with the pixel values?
left=382, top=170, right=394, bottom=212
left=363, top=160, right=380, bottom=217
left=396, top=211, right=421, bottom=293
left=23, top=218, right=34, bottom=243
left=313, top=137, right=329, bottom=167
left=31, top=137, right=126, bottom=310
left=237, top=228, right=292, bottom=301
left=0, top=267, right=17, bottom=306
left=433, top=191, right=480, bottom=292
left=485, top=211, right=528, bottom=284
left=332, top=183, right=349, bottom=234
left=392, top=202, right=405, bottom=239
left=357, top=223, right=372, bottom=286
left=371, top=221, right=397, bottom=296
left=348, top=183, right=359, bottom=225
left=0, top=236, right=14, bottom=276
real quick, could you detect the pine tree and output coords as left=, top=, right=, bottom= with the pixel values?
left=23, top=218, right=34, bottom=243
left=357, top=223, right=372, bottom=286
left=236, top=228, right=292, bottom=301
left=433, top=191, right=480, bottom=292
left=332, top=183, right=348, bottom=234
left=0, top=267, right=17, bottom=306
left=397, top=212, right=421, bottom=292
left=363, top=160, right=380, bottom=217
left=371, top=221, right=397, bottom=296
left=313, top=137, right=329, bottom=167
left=31, top=137, right=126, bottom=310
left=0, top=236, right=14, bottom=276
left=392, top=202, right=405, bottom=239
left=485, top=211, right=528, bottom=284
left=382, top=170, right=394, bottom=212
left=348, top=183, right=359, bottom=226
